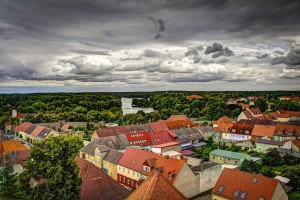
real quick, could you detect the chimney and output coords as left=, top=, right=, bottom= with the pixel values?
left=164, top=155, right=169, bottom=160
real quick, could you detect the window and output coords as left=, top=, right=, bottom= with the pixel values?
left=110, top=172, right=114, bottom=177
left=123, top=167, right=125, bottom=172
left=131, top=180, right=134, bottom=186
left=213, top=156, right=215, bottom=159
left=220, top=157, right=222, bottom=160
left=241, top=192, right=247, bottom=199
left=233, top=190, right=240, bottom=197
left=127, top=179, right=130, bottom=184
left=234, top=160, right=237, bottom=164
left=218, top=185, right=224, bottom=193
left=227, top=158, right=230, bottom=161
left=168, top=174, right=172, bottom=180
left=133, top=172, right=135, bottom=176
left=253, top=177, right=258, bottom=183
left=119, top=176, right=121, bottom=181
left=128, top=169, right=130, bottom=174
left=123, top=177, right=125, bottom=183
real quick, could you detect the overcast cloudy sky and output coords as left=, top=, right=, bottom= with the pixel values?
left=0, top=0, right=300, bottom=93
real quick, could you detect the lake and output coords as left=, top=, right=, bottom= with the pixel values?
left=121, top=98, right=155, bottom=115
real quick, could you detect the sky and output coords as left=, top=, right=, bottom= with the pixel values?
left=0, top=0, right=300, bottom=93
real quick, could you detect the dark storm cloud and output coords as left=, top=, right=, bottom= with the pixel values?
left=71, top=50, right=111, bottom=55
left=271, top=45, right=300, bottom=67
left=143, top=49, right=167, bottom=58
left=205, top=43, right=234, bottom=58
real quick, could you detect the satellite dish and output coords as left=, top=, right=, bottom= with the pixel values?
left=12, top=110, right=17, bottom=117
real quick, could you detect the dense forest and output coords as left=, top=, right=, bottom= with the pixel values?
left=0, top=91, right=300, bottom=128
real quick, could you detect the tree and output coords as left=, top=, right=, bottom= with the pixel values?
left=241, top=160, right=261, bottom=174
left=255, top=98, right=268, bottom=112
left=263, top=149, right=282, bottom=166
left=18, top=135, right=84, bottom=200
left=194, top=147, right=213, bottom=161
left=0, top=163, right=18, bottom=199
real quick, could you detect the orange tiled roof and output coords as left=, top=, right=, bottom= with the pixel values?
left=77, top=157, right=131, bottom=200
left=251, top=124, right=276, bottom=137
left=213, top=116, right=231, bottom=124
left=31, top=125, right=45, bottom=137
left=212, top=168, right=280, bottom=200
left=186, top=95, right=203, bottom=100
left=167, top=115, right=192, bottom=123
left=118, top=147, right=185, bottom=184
left=0, top=140, right=29, bottom=154
left=13, top=122, right=32, bottom=132
left=127, top=171, right=187, bottom=200
left=229, top=124, right=253, bottom=135
left=149, top=121, right=169, bottom=131
left=215, top=123, right=233, bottom=133
left=148, top=130, right=175, bottom=145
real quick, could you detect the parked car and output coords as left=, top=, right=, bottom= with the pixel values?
left=9, top=136, right=14, bottom=139
left=20, top=141, right=25, bottom=144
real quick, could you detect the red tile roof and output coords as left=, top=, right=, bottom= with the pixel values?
left=125, top=132, right=153, bottom=146
left=77, top=157, right=131, bottom=200
left=167, top=115, right=192, bottom=123
left=229, top=124, right=253, bottom=135
left=251, top=125, right=276, bottom=137
left=5, top=121, right=11, bottom=126
left=127, top=172, right=187, bottom=200
left=215, top=123, right=233, bottom=133
left=17, top=112, right=27, bottom=118
left=149, top=121, right=169, bottom=131
left=0, top=140, right=29, bottom=154
left=212, top=168, right=281, bottom=200
left=186, top=95, right=203, bottom=100
left=151, top=141, right=181, bottom=148
left=213, top=116, right=231, bottom=125
left=13, top=122, right=32, bottom=132
left=249, top=108, right=262, bottom=115
left=149, top=130, right=175, bottom=145
left=31, top=125, right=45, bottom=137
left=118, top=147, right=185, bottom=184
left=279, top=110, right=300, bottom=117
left=61, top=124, right=71, bottom=129
left=181, top=150, right=194, bottom=156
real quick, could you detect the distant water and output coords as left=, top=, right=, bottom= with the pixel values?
left=121, top=98, right=154, bottom=115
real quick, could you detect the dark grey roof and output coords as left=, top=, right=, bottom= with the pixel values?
left=25, top=124, right=38, bottom=134
left=190, top=161, right=219, bottom=172
left=276, top=148, right=291, bottom=154
left=172, top=127, right=204, bottom=141
left=256, top=139, right=284, bottom=146
left=37, top=128, right=53, bottom=139
left=80, top=141, right=110, bottom=156
left=197, top=125, right=214, bottom=132
left=103, top=149, right=123, bottom=164
left=94, top=135, right=130, bottom=150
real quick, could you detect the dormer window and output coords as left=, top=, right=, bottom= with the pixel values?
left=218, top=185, right=224, bottom=193
left=253, top=177, right=258, bottom=183
left=143, top=166, right=150, bottom=172
left=168, top=174, right=172, bottom=180
left=232, top=129, right=236, bottom=133
left=233, top=190, right=240, bottom=197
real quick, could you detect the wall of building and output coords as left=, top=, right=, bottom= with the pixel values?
left=198, top=164, right=222, bottom=194
left=212, top=194, right=228, bottom=200
left=102, top=160, right=118, bottom=180
left=272, top=183, right=288, bottom=200
left=237, top=112, right=247, bottom=122
left=221, top=132, right=230, bottom=140
left=256, top=143, right=280, bottom=153
left=229, top=134, right=251, bottom=141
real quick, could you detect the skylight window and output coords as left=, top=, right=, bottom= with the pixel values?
left=259, top=197, right=265, bottom=200
left=253, top=177, right=258, bottom=183
left=241, top=192, right=247, bottom=199
left=218, top=185, right=224, bottom=193
left=233, top=190, right=240, bottom=197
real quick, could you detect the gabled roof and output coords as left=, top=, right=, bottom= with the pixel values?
left=213, top=116, right=231, bottom=125
left=186, top=95, right=203, bottom=100
left=31, top=125, right=45, bottom=137
left=102, top=149, right=123, bottom=164
left=209, top=150, right=248, bottom=160
left=0, top=140, right=29, bottom=154
left=77, top=157, right=131, bottom=200
left=215, top=123, right=233, bottom=133
left=61, top=124, right=71, bottom=129
left=151, top=141, right=181, bottom=148
left=94, top=135, right=130, bottom=150
left=172, top=127, right=204, bottom=141
left=126, top=172, right=187, bottom=200
left=251, top=125, right=276, bottom=137
left=149, top=121, right=169, bottom=131
left=37, top=128, right=53, bottom=139
left=249, top=108, right=262, bottom=115
left=118, top=147, right=185, bottom=183
left=25, top=124, right=38, bottom=135
left=229, top=124, right=253, bottom=135
left=165, top=120, right=195, bottom=129
left=212, top=168, right=280, bottom=200
left=13, top=122, right=32, bottom=132
left=80, top=142, right=110, bottom=156
left=167, top=115, right=193, bottom=123
left=125, top=131, right=153, bottom=146
left=148, top=130, right=175, bottom=145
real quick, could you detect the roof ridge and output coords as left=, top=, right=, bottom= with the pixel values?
left=80, top=160, right=90, bottom=200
